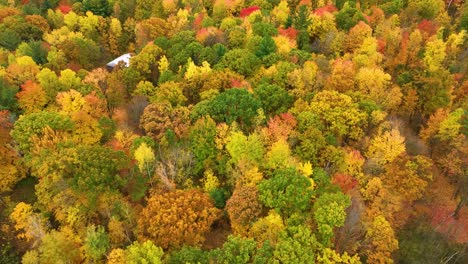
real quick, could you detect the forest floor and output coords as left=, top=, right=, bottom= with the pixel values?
left=398, top=117, right=467, bottom=244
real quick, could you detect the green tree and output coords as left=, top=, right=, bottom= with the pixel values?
left=216, top=49, right=261, bottom=77
left=210, top=236, right=257, bottom=264
left=272, top=225, right=319, bottom=264
left=190, top=116, right=218, bottom=175
left=167, top=246, right=209, bottom=264
left=205, top=88, right=262, bottom=129
left=254, top=83, right=293, bottom=116
left=258, top=168, right=314, bottom=216
left=125, top=240, right=164, bottom=264
left=10, top=111, right=73, bottom=153
left=82, top=0, right=111, bottom=16
left=84, top=225, right=110, bottom=262
left=313, top=192, right=351, bottom=246
left=255, top=36, right=277, bottom=58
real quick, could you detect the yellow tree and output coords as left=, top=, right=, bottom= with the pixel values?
left=134, top=142, right=156, bottom=185
left=366, top=129, right=406, bottom=167
left=365, top=215, right=398, bottom=264
left=6, top=56, right=40, bottom=85
left=138, top=189, right=220, bottom=249
left=355, top=67, right=401, bottom=111
left=10, top=202, right=47, bottom=246
left=325, top=59, right=356, bottom=93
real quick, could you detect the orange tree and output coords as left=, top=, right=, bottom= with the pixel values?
left=137, top=189, right=220, bottom=249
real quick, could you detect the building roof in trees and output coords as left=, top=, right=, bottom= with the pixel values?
left=106, top=53, right=132, bottom=68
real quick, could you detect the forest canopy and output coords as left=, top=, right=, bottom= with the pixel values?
left=0, top=0, right=467, bottom=263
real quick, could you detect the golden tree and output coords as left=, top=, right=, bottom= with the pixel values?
left=138, top=189, right=220, bottom=249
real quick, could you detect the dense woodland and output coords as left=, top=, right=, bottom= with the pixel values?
left=0, top=0, right=467, bottom=263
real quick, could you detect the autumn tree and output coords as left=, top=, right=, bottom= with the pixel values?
left=125, top=240, right=164, bottom=264
left=309, top=90, right=368, bottom=142
left=366, top=129, right=406, bottom=167
left=325, top=59, right=356, bottom=93
left=139, top=102, right=190, bottom=140
left=226, top=131, right=265, bottom=170
left=28, top=228, right=83, bottom=264
left=9, top=202, right=48, bottom=247
left=226, top=186, right=264, bottom=235
left=365, top=215, right=398, bottom=264
left=138, top=189, right=220, bottom=249
left=10, top=111, right=73, bottom=153
left=0, top=111, right=25, bottom=192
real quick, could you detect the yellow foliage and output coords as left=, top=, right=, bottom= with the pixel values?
left=202, top=169, right=220, bottom=192
left=10, top=202, right=46, bottom=244
left=108, top=218, right=126, bottom=247
left=158, top=55, right=170, bottom=73
left=107, top=248, right=126, bottom=264
left=317, top=248, right=362, bottom=264
left=133, top=80, right=156, bottom=97
left=273, top=35, right=297, bottom=55
left=250, top=210, right=285, bottom=245
left=271, top=0, right=289, bottom=25
left=10, top=202, right=33, bottom=240
left=298, top=161, right=313, bottom=177
left=70, top=112, right=102, bottom=145
left=184, top=59, right=212, bottom=80
left=266, top=139, right=294, bottom=169
left=114, top=130, right=139, bottom=149
left=44, top=26, right=85, bottom=46
left=423, top=38, right=446, bottom=72
left=367, top=129, right=405, bottom=166
left=56, top=89, right=86, bottom=116
left=238, top=166, right=264, bottom=187
left=134, top=142, right=155, bottom=172
left=365, top=215, right=398, bottom=264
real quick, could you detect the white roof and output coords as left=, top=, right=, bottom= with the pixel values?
left=106, top=53, right=131, bottom=68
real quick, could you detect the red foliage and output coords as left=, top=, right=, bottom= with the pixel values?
left=57, top=4, right=72, bottom=14
left=313, top=4, right=337, bottom=16
left=418, top=19, right=438, bottom=37
left=265, top=113, right=297, bottom=141
left=230, top=78, right=244, bottom=88
left=377, top=38, right=386, bottom=54
left=332, top=173, right=357, bottom=194
left=239, top=6, right=260, bottom=18
left=279, top=27, right=298, bottom=40
left=0, top=110, right=12, bottom=129
left=193, top=13, right=204, bottom=30
left=67, top=62, right=81, bottom=72
left=21, top=0, right=30, bottom=4
left=430, top=206, right=468, bottom=243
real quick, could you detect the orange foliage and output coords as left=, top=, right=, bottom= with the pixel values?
left=225, top=186, right=264, bottom=235
left=17, top=81, right=47, bottom=114
left=0, top=7, right=20, bottom=23
left=332, top=173, right=358, bottom=194
left=138, top=189, right=220, bottom=249
left=263, top=113, right=297, bottom=143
